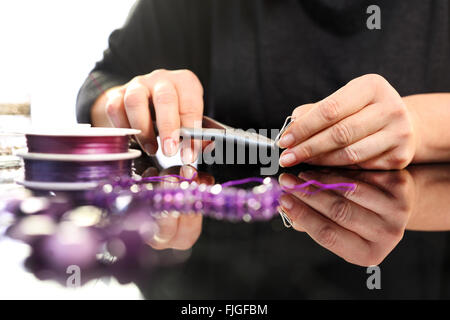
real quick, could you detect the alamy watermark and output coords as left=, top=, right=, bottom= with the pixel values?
left=366, top=265, right=381, bottom=290
left=66, top=264, right=81, bottom=288
left=366, top=5, right=381, bottom=30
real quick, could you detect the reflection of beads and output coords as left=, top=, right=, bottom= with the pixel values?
left=93, top=177, right=282, bottom=222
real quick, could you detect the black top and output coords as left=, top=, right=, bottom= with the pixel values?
left=76, top=0, right=450, bottom=129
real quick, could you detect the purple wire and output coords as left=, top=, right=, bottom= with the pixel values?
left=219, top=177, right=355, bottom=194
left=139, top=172, right=198, bottom=184
left=24, top=159, right=132, bottom=182
left=221, top=177, right=266, bottom=188
left=26, top=135, right=130, bottom=154
left=283, top=179, right=356, bottom=194
left=139, top=174, right=356, bottom=194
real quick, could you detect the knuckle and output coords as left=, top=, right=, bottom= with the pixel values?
left=293, top=203, right=308, bottom=221
left=292, top=104, right=312, bottom=119
left=317, top=226, right=338, bottom=248
left=154, top=91, right=178, bottom=105
left=105, top=100, right=121, bottom=117
left=134, top=75, right=145, bottom=82
left=318, top=98, right=340, bottom=123
left=331, top=122, right=352, bottom=146
left=364, top=73, right=386, bottom=87
left=180, top=101, right=202, bottom=117
left=292, top=106, right=303, bottom=118
left=385, top=225, right=405, bottom=242
left=124, top=90, right=144, bottom=109
left=299, top=144, right=313, bottom=159
left=396, top=124, right=414, bottom=141
left=389, top=100, right=408, bottom=119
left=399, top=129, right=413, bottom=142
left=342, top=146, right=359, bottom=164
left=330, top=199, right=352, bottom=225
left=388, top=152, right=410, bottom=169
left=296, top=188, right=313, bottom=200
left=397, top=202, right=413, bottom=219
left=344, top=182, right=358, bottom=198
left=292, top=121, right=310, bottom=140
left=173, top=69, right=204, bottom=93
left=361, top=252, right=384, bottom=267
left=128, top=75, right=147, bottom=88
left=148, top=69, right=167, bottom=79
left=176, top=69, right=197, bottom=80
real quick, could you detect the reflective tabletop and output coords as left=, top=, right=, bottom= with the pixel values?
left=1, top=156, right=450, bottom=299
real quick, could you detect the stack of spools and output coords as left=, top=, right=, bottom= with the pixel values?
left=17, top=127, right=141, bottom=190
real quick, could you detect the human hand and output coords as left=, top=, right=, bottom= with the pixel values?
left=278, top=74, right=417, bottom=169
left=104, top=69, right=204, bottom=164
left=278, top=169, right=414, bottom=266
left=143, top=165, right=214, bottom=251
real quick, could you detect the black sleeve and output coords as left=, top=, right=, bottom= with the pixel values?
left=76, top=0, right=212, bottom=124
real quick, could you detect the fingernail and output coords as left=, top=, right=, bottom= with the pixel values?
left=181, top=147, right=194, bottom=164
left=298, top=171, right=312, bottom=180
left=279, top=195, right=294, bottom=210
left=279, top=173, right=296, bottom=188
left=279, top=152, right=296, bottom=167
left=163, top=138, right=178, bottom=157
left=278, top=133, right=295, bottom=148
left=144, top=143, right=157, bottom=155
left=181, top=165, right=196, bottom=179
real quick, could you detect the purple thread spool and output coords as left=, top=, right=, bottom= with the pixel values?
left=17, top=127, right=141, bottom=191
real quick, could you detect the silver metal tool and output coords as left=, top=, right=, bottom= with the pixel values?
left=179, top=116, right=276, bottom=149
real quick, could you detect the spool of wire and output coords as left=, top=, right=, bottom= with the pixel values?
left=17, top=127, right=141, bottom=190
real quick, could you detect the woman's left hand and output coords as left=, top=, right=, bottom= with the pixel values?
left=278, top=74, right=417, bottom=169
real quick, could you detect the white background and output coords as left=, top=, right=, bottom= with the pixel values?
left=0, top=0, right=136, bottom=125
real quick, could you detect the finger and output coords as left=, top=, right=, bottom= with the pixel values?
left=152, top=80, right=180, bottom=157
left=277, top=206, right=305, bottom=231
left=291, top=104, right=314, bottom=119
left=180, top=164, right=214, bottom=187
left=279, top=74, right=384, bottom=149
left=279, top=173, right=386, bottom=242
left=105, top=87, right=130, bottom=128
left=141, top=166, right=159, bottom=178
left=124, top=78, right=158, bottom=155
left=147, top=213, right=179, bottom=250
left=356, top=146, right=412, bottom=170
left=171, top=72, right=204, bottom=164
left=324, top=169, right=411, bottom=201
left=304, top=130, right=396, bottom=167
left=279, top=103, right=388, bottom=165
left=278, top=193, right=372, bottom=266
left=168, top=214, right=202, bottom=250
left=293, top=171, right=404, bottom=217
left=162, top=165, right=204, bottom=250
left=196, top=170, right=215, bottom=185
left=147, top=168, right=181, bottom=249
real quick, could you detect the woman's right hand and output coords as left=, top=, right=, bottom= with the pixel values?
left=92, top=69, right=204, bottom=164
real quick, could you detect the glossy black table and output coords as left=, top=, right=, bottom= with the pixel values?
left=1, top=157, right=450, bottom=299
